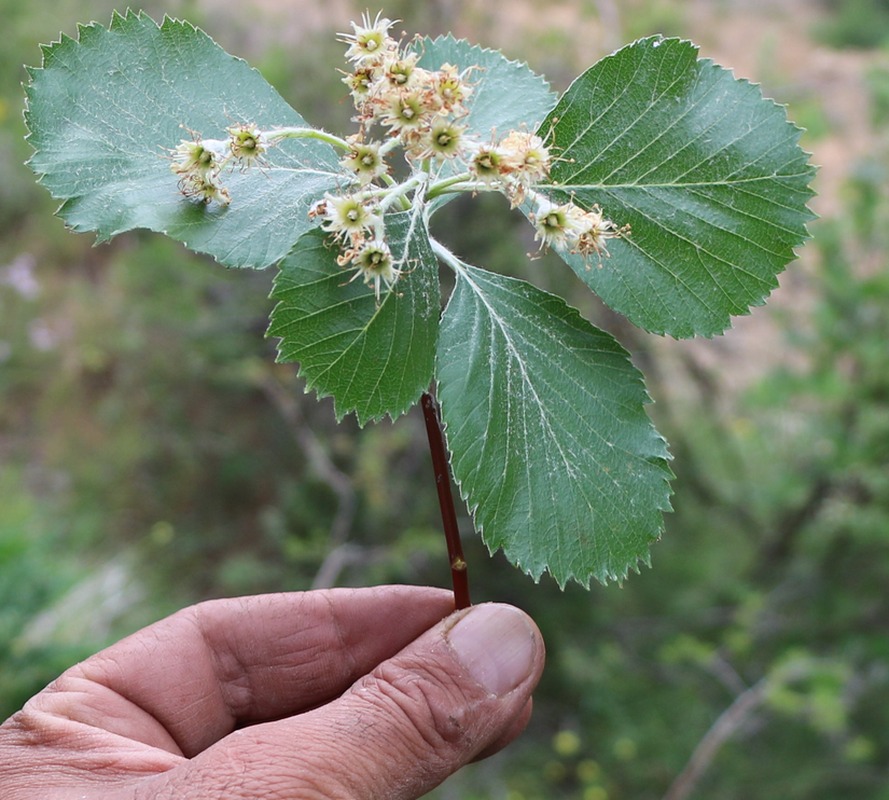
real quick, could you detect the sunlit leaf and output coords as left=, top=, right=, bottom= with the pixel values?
left=25, top=11, right=342, bottom=268
left=436, top=261, right=673, bottom=586
left=539, top=36, right=816, bottom=337
left=269, top=210, right=439, bottom=425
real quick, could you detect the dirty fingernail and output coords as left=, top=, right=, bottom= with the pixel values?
left=446, top=604, right=539, bottom=696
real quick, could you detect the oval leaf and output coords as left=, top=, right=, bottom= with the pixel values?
left=539, top=36, right=816, bottom=338
left=25, top=11, right=342, bottom=268
left=436, top=262, right=673, bottom=587
left=268, top=210, right=439, bottom=425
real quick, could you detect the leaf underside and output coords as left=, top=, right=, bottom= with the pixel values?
left=539, top=36, right=816, bottom=338
left=436, top=262, right=673, bottom=587
left=25, top=11, right=342, bottom=268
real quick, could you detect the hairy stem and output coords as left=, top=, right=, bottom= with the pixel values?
left=379, top=173, right=424, bottom=214
left=426, top=171, right=474, bottom=199
left=265, top=126, right=351, bottom=151
left=421, top=391, right=471, bottom=610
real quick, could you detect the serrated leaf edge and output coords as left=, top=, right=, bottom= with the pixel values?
left=417, top=33, right=554, bottom=97
left=23, top=10, right=344, bottom=269
left=536, top=35, right=818, bottom=339
left=435, top=261, right=674, bottom=588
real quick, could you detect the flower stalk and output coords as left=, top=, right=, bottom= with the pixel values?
left=421, top=391, right=471, bottom=610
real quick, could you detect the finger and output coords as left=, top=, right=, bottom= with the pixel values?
left=473, top=697, right=534, bottom=761
left=153, top=603, right=545, bottom=800
left=28, top=586, right=454, bottom=757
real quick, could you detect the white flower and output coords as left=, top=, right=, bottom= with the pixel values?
left=340, top=139, right=389, bottom=185
left=380, top=52, right=423, bottom=90
left=227, top=123, right=269, bottom=169
left=467, top=141, right=508, bottom=185
left=177, top=170, right=231, bottom=206
left=170, top=136, right=227, bottom=177
left=406, top=119, right=467, bottom=161
left=500, top=131, right=550, bottom=177
left=338, top=12, right=398, bottom=65
left=530, top=197, right=629, bottom=261
left=380, top=90, right=430, bottom=135
left=345, top=238, right=400, bottom=302
left=532, top=198, right=588, bottom=251
left=429, top=63, right=473, bottom=114
left=314, top=193, right=383, bottom=242
left=573, top=205, right=630, bottom=262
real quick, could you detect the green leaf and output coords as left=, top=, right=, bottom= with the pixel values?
left=25, top=11, right=342, bottom=268
left=268, top=209, right=439, bottom=425
left=435, top=261, right=673, bottom=587
left=416, top=35, right=556, bottom=142
left=539, top=36, right=816, bottom=338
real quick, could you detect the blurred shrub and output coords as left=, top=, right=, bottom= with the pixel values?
left=0, top=470, right=110, bottom=719
left=866, top=64, right=889, bottom=128
left=814, top=0, right=889, bottom=49
left=4, top=4, right=889, bottom=799
left=613, top=0, right=688, bottom=41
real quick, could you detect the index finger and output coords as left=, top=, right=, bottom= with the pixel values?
left=31, top=585, right=454, bottom=757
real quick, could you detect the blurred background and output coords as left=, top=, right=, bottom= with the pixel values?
left=2, top=0, right=889, bottom=797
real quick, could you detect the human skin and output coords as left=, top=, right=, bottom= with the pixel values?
left=0, top=585, right=545, bottom=799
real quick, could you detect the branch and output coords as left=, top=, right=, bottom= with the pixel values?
left=311, top=543, right=391, bottom=590
left=421, top=391, right=471, bottom=609
left=662, top=678, right=768, bottom=800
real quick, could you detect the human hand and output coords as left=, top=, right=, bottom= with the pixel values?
left=0, top=585, right=544, bottom=799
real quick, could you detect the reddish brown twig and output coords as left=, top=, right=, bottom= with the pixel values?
left=421, top=391, right=471, bottom=609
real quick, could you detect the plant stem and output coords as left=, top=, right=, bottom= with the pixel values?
left=426, top=171, right=474, bottom=199
left=265, top=126, right=351, bottom=151
left=421, top=391, right=471, bottom=610
left=378, top=174, right=424, bottom=214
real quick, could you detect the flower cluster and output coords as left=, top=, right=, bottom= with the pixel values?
left=468, top=130, right=553, bottom=207
left=318, top=12, right=486, bottom=296
left=168, top=13, right=629, bottom=300
left=531, top=197, right=631, bottom=264
left=170, top=124, right=270, bottom=205
left=308, top=192, right=400, bottom=302
left=339, top=13, right=472, bottom=159
left=335, top=14, right=557, bottom=203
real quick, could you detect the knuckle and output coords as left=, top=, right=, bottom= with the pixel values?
left=354, top=657, right=481, bottom=761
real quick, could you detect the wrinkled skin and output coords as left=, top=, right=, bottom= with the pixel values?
left=0, top=586, right=544, bottom=800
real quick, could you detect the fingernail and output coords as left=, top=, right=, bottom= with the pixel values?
left=446, top=604, right=538, bottom=696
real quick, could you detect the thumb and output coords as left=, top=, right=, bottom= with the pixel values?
left=164, top=603, right=544, bottom=800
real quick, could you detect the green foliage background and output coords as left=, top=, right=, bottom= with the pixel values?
left=2, top=1, right=889, bottom=798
